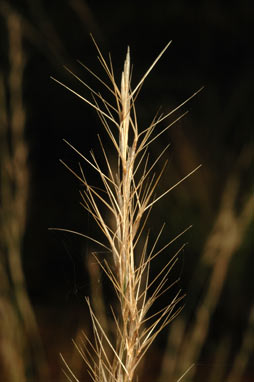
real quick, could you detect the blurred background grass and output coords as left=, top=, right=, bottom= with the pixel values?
left=0, top=1, right=253, bottom=381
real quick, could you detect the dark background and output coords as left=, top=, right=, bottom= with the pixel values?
left=0, top=1, right=253, bottom=381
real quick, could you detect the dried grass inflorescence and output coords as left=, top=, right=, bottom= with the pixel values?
left=51, top=37, right=201, bottom=382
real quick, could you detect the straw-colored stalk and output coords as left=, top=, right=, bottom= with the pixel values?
left=51, top=38, right=201, bottom=382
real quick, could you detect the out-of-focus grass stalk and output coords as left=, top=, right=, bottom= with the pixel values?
left=159, top=149, right=254, bottom=381
left=0, top=8, right=48, bottom=381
